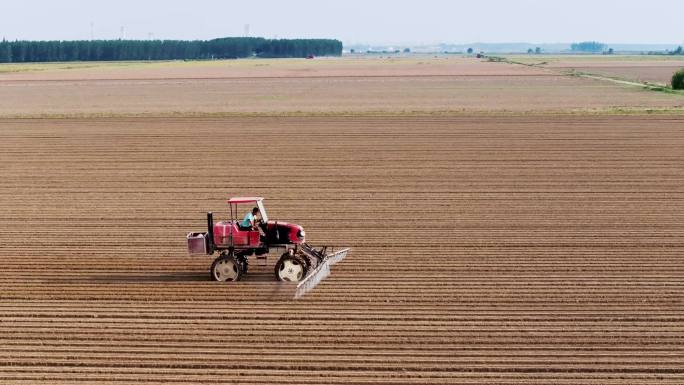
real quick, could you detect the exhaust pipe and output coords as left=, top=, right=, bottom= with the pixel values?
left=207, top=212, right=215, bottom=254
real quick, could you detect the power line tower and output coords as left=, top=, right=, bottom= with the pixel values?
left=244, top=24, right=250, bottom=37
left=90, top=22, right=94, bottom=40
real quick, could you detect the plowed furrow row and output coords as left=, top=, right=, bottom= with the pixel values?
left=1, top=116, right=682, bottom=384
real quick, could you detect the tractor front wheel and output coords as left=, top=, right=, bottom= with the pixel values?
left=275, top=253, right=308, bottom=282
left=210, top=254, right=241, bottom=282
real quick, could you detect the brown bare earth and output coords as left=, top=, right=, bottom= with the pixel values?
left=0, top=57, right=547, bottom=80
left=1, top=115, right=683, bottom=384
left=0, top=57, right=682, bottom=116
left=1, top=56, right=683, bottom=384
left=539, top=57, right=684, bottom=86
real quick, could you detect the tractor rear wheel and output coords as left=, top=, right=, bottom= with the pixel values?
left=210, top=254, right=241, bottom=282
left=275, top=253, right=308, bottom=282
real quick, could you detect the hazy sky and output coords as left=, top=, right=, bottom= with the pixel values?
left=2, top=1, right=682, bottom=45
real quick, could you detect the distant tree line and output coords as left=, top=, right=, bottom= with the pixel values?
left=0, top=37, right=342, bottom=63
left=646, top=46, right=684, bottom=56
left=571, top=41, right=606, bottom=53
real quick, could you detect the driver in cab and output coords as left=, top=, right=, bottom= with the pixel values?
left=240, top=207, right=260, bottom=231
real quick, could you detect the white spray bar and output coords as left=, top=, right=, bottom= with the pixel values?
left=294, top=248, right=349, bottom=299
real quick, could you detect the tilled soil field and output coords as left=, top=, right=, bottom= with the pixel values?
left=1, top=57, right=682, bottom=116
left=0, top=116, right=683, bottom=384
left=0, top=57, right=546, bottom=81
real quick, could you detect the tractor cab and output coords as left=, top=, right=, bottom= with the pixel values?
left=213, top=197, right=266, bottom=248
left=229, top=197, right=269, bottom=224
left=211, top=197, right=305, bottom=249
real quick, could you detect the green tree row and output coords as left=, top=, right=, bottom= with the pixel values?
left=0, top=37, right=342, bottom=63
left=571, top=41, right=606, bottom=53
left=255, top=39, right=343, bottom=58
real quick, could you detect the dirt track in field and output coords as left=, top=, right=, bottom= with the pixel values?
left=570, top=66, right=683, bottom=86
left=540, top=58, right=684, bottom=86
left=0, top=116, right=682, bottom=384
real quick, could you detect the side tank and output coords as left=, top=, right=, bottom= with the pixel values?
left=213, top=221, right=260, bottom=246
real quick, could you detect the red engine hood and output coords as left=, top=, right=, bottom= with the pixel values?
left=267, top=220, right=301, bottom=229
left=265, top=221, right=305, bottom=244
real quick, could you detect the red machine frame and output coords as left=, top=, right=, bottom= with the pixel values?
left=186, top=197, right=349, bottom=297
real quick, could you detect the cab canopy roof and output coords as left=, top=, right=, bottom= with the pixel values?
left=227, top=197, right=264, bottom=204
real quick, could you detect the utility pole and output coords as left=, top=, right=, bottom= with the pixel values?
left=90, top=22, right=94, bottom=40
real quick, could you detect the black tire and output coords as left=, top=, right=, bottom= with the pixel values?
left=274, top=252, right=308, bottom=282
left=210, top=254, right=241, bottom=282
left=235, top=251, right=250, bottom=274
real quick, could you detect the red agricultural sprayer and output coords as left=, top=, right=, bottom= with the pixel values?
left=186, top=197, right=349, bottom=299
